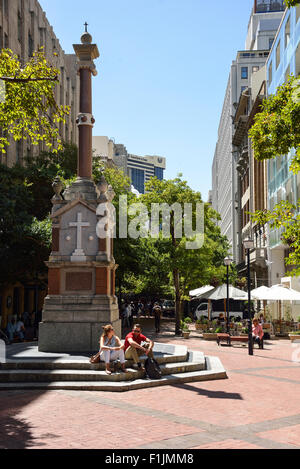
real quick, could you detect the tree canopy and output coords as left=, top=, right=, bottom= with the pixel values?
left=249, top=76, right=300, bottom=276
left=0, top=49, right=69, bottom=153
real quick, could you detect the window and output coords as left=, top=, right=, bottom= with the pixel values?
left=276, top=40, right=281, bottom=69
left=268, top=61, right=273, bottom=85
left=269, top=37, right=275, bottom=50
left=252, top=66, right=259, bottom=73
left=4, top=0, right=8, bottom=17
left=131, top=168, right=145, bottom=194
left=18, top=11, right=22, bottom=43
left=28, top=32, right=34, bottom=57
left=241, top=67, right=248, bottom=79
left=285, top=17, right=291, bottom=49
left=16, top=141, right=22, bottom=162
left=297, top=6, right=300, bottom=23
left=296, top=41, right=300, bottom=76
left=154, top=167, right=164, bottom=181
left=285, top=65, right=291, bottom=83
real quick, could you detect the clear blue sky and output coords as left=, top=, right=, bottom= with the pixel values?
left=39, top=0, right=254, bottom=200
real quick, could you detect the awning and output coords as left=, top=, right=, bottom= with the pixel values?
left=189, top=285, right=214, bottom=298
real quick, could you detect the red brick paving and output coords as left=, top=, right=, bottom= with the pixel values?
left=257, top=424, right=300, bottom=448
left=192, top=439, right=262, bottom=450
left=1, top=323, right=300, bottom=449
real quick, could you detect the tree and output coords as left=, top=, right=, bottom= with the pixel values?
left=141, top=177, right=230, bottom=334
left=0, top=164, right=51, bottom=287
left=285, top=1, right=300, bottom=7
left=249, top=76, right=300, bottom=275
left=0, top=48, right=69, bottom=153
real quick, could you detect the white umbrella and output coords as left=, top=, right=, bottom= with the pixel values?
left=267, top=285, right=300, bottom=301
left=189, top=285, right=214, bottom=298
left=251, top=285, right=300, bottom=301
left=251, top=286, right=271, bottom=300
left=203, top=284, right=247, bottom=300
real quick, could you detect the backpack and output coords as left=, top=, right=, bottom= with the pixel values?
left=144, top=357, right=162, bottom=380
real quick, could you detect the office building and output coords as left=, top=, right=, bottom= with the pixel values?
left=93, top=136, right=166, bottom=194
left=266, top=4, right=300, bottom=285
left=0, top=0, right=79, bottom=167
left=212, top=1, right=284, bottom=263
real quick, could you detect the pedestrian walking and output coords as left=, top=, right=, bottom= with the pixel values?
left=153, top=302, right=162, bottom=333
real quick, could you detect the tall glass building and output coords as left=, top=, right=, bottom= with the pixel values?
left=266, top=5, right=300, bottom=284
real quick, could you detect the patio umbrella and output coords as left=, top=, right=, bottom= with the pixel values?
left=252, top=285, right=300, bottom=324
left=189, top=285, right=214, bottom=298
left=251, top=286, right=271, bottom=300
left=252, top=285, right=300, bottom=301
left=203, top=284, right=248, bottom=301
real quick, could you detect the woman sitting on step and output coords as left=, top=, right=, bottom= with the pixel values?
left=99, top=325, right=128, bottom=375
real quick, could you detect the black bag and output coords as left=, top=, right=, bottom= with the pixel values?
left=144, top=357, right=162, bottom=380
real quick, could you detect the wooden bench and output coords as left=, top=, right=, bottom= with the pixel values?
left=230, top=336, right=249, bottom=345
left=217, top=333, right=231, bottom=346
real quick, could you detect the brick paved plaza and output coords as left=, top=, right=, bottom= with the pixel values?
left=1, top=321, right=300, bottom=450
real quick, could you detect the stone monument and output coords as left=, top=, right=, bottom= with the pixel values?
left=39, top=29, right=121, bottom=353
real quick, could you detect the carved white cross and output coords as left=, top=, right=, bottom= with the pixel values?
left=69, top=212, right=90, bottom=253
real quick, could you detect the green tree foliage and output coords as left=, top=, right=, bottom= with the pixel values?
left=249, top=77, right=300, bottom=275
left=0, top=165, right=51, bottom=286
left=141, top=177, right=230, bottom=332
left=285, top=1, right=300, bottom=7
left=0, top=49, right=69, bottom=153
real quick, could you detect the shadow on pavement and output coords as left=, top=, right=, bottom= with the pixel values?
left=172, top=383, right=243, bottom=400
left=0, top=391, right=59, bottom=449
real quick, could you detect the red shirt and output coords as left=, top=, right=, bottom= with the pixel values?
left=124, top=332, right=147, bottom=352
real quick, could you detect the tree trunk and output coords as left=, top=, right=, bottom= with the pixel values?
left=173, top=267, right=181, bottom=335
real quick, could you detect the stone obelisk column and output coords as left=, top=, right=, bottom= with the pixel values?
left=39, top=29, right=120, bottom=353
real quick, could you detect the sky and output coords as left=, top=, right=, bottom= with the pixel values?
left=39, top=0, right=255, bottom=200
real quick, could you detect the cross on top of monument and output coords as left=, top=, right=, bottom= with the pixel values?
left=84, top=22, right=89, bottom=33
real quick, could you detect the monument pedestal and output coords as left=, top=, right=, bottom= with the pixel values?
left=39, top=30, right=121, bottom=353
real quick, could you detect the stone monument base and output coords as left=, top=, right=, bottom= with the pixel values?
left=38, top=319, right=121, bottom=353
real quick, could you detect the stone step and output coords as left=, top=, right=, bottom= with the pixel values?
left=0, top=357, right=227, bottom=391
left=3, top=343, right=188, bottom=370
left=1, top=351, right=188, bottom=371
left=0, top=358, right=205, bottom=383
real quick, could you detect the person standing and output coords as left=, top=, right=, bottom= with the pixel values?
left=153, top=302, right=162, bottom=333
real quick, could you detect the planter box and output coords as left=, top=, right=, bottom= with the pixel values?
left=195, top=324, right=202, bottom=331
left=182, top=331, right=190, bottom=339
left=288, top=334, right=300, bottom=343
left=203, top=333, right=218, bottom=341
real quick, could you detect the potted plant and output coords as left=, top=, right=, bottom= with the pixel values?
left=181, top=318, right=191, bottom=339
left=288, top=331, right=300, bottom=343
left=203, top=320, right=219, bottom=340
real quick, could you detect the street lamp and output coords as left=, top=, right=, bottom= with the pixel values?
left=244, top=237, right=254, bottom=356
left=224, top=257, right=233, bottom=334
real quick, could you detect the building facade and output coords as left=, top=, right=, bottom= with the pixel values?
left=212, top=1, right=284, bottom=264
left=0, top=0, right=79, bottom=168
left=266, top=5, right=300, bottom=285
left=93, top=136, right=166, bottom=194
left=0, top=0, right=79, bottom=329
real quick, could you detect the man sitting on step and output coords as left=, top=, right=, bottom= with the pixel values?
left=124, top=324, right=154, bottom=372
